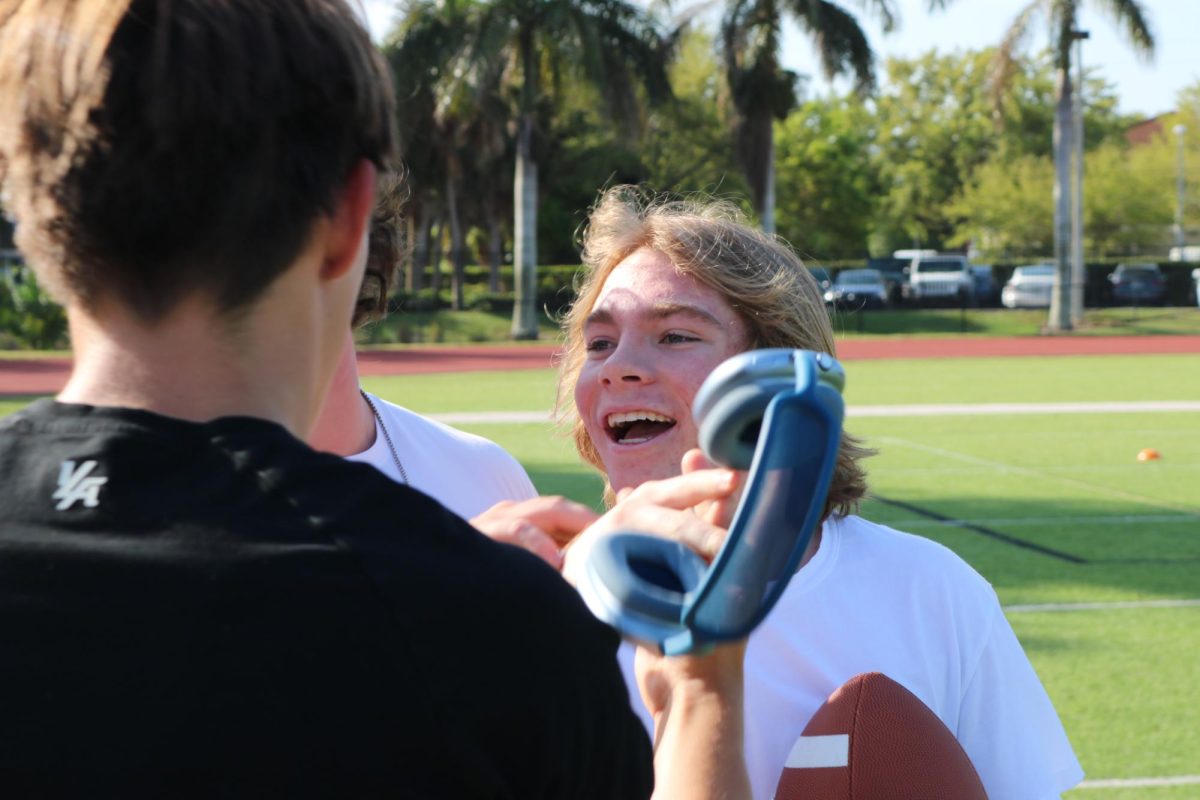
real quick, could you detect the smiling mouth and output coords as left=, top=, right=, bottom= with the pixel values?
left=605, top=411, right=677, bottom=445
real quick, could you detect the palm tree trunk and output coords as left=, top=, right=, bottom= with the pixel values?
left=485, top=205, right=503, bottom=293
left=430, top=215, right=444, bottom=302
left=762, top=128, right=776, bottom=235
left=445, top=167, right=466, bottom=312
left=1070, top=33, right=1086, bottom=326
left=1048, top=63, right=1073, bottom=332
left=408, top=205, right=430, bottom=294
left=511, top=29, right=540, bottom=340
left=404, top=214, right=418, bottom=294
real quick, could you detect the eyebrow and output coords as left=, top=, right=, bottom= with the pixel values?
left=585, top=302, right=724, bottom=329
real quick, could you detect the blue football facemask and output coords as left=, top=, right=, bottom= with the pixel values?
left=576, top=349, right=846, bottom=655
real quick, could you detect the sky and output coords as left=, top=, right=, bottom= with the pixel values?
left=363, top=0, right=1199, bottom=120
left=782, top=0, right=1198, bottom=119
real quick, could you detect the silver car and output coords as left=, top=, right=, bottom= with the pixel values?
left=824, top=268, right=889, bottom=310
left=1001, top=264, right=1056, bottom=309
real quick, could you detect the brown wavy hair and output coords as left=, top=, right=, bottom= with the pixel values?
left=556, top=185, right=873, bottom=516
left=353, top=170, right=408, bottom=330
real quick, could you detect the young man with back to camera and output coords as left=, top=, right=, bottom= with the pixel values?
left=0, top=3, right=748, bottom=796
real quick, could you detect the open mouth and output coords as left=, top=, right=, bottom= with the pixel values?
left=605, top=411, right=677, bottom=445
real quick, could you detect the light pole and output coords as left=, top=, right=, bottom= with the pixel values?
left=1174, top=123, right=1187, bottom=251
left=1070, top=30, right=1089, bottom=325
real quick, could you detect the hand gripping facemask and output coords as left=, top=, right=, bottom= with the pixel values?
left=576, top=349, right=845, bottom=655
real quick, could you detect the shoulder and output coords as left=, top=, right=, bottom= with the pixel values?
left=368, top=394, right=524, bottom=466
left=363, top=394, right=536, bottom=512
left=829, top=514, right=996, bottom=599
left=833, top=514, right=984, bottom=572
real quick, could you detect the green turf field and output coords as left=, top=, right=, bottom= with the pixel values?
left=5, top=352, right=1199, bottom=792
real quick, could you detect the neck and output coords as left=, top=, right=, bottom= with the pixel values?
left=308, top=333, right=377, bottom=456
left=59, top=292, right=327, bottom=439
left=800, top=523, right=824, bottom=568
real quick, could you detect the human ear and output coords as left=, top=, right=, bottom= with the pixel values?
left=320, top=159, right=377, bottom=281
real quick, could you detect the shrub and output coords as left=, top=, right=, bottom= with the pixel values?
left=0, top=266, right=68, bottom=350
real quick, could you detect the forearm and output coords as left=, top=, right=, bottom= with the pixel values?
left=650, top=673, right=750, bottom=800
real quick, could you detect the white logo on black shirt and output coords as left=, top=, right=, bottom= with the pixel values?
left=52, top=460, right=107, bottom=510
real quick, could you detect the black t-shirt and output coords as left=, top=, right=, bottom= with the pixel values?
left=0, top=400, right=653, bottom=797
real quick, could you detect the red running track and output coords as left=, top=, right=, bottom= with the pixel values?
left=4, top=335, right=1199, bottom=396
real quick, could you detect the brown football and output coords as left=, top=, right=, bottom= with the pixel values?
left=774, top=672, right=988, bottom=800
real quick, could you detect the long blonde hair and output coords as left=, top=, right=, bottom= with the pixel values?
left=556, top=186, right=872, bottom=515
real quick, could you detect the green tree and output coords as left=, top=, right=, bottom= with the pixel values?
left=872, top=49, right=1008, bottom=251
left=640, top=29, right=746, bottom=198
left=869, top=47, right=1123, bottom=255
left=1083, top=142, right=1174, bottom=256
left=383, top=3, right=457, bottom=297
left=948, top=154, right=1055, bottom=258
left=937, top=51, right=1124, bottom=258
left=773, top=96, right=877, bottom=257
left=517, top=28, right=748, bottom=266
left=950, top=134, right=1173, bottom=261
left=992, top=0, right=1154, bottom=330
left=457, top=0, right=673, bottom=338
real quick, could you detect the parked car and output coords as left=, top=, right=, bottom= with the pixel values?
left=1108, top=262, right=1166, bottom=306
left=867, top=256, right=909, bottom=305
left=1001, top=264, right=1056, bottom=309
left=906, top=254, right=974, bottom=306
left=824, top=268, right=889, bottom=310
left=969, top=264, right=999, bottom=306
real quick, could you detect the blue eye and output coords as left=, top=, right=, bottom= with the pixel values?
left=586, top=338, right=614, bottom=353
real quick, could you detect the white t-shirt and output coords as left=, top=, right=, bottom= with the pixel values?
left=619, top=514, right=1084, bottom=800
left=347, top=392, right=537, bottom=519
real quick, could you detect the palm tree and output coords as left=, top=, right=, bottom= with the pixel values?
left=383, top=4, right=459, bottom=298
left=721, top=0, right=911, bottom=234
left=992, top=0, right=1153, bottom=331
left=387, top=0, right=514, bottom=310
left=462, top=0, right=673, bottom=338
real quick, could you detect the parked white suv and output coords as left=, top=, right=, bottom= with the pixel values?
left=906, top=254, right=975, bottom=306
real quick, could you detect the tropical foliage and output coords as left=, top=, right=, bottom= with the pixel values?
left=721, top=0, right=902, bottom=233
left=391, top=0, right=674, bottom=337
left=3, top=3, right=1195, bottom=349
left=366, top=0, right=1196, bottom=333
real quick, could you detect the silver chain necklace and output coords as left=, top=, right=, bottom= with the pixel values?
left=359, top=389, right=410, bottom=485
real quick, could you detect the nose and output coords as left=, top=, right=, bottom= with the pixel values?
left=599, top=339, right=653, bottom=386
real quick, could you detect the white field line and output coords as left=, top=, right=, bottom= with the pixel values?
left=429, top=400, right=1200, bottom=426
left=850, top=400, right=1200, bottom=417
left=1077, top=775, right=1200, bottom=790
left=872, top=436, right=1196, bottom=515
left=890, top=514, right=1200, bottom=528
left=1004, top=599, right=1200, bottom=614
